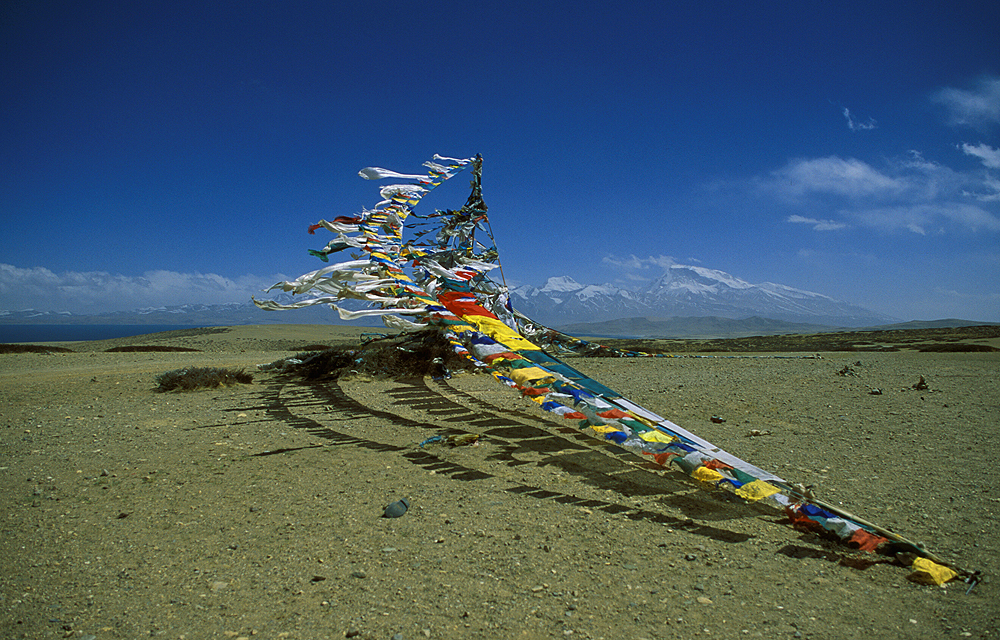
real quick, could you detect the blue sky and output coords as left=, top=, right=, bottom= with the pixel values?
left=2, top=1, right=999, bottom=321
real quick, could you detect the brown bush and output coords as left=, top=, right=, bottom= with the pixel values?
left=155, top=366, right=253, bottom=391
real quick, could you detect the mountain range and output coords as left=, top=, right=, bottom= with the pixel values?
left=510, top=264, right=899, bottom=328
left=0, top=264, right=949, bottom=339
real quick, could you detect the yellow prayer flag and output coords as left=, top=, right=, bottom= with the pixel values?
left=638, top=430, right=678, bottom=444
left=735, top=479, right=781, bottom=501
left=692, top=466, right=725, bottom=483
left=909, top=557, right=959, bottom=585
left=464, top=316, right=543, bottom=351
left=508, top=366, right=556, bottom=387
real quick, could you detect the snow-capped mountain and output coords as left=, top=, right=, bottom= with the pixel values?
left=511, top=264, right=898, bottom=328
left=2, top=265, right=898, bottom=331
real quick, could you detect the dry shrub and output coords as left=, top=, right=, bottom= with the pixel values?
left=917, top=343, right=998, bottom=352
left=155, top=366, right=253, bottom=392
left=281, top=329, right=474, bottom=381
left=0, top=344, right=74, bottom=354
left=107, top=345, right=201, bottom=352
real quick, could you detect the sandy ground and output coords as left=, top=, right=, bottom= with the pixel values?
left=1, top=324, right=997, bottom=640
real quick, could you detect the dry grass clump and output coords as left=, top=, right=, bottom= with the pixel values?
left=291, top=343, right=333, bottom=351
left=155, top=366, right=253, bottom=392
left=916, top=343, right=998, bottom=352
left=107, top=345, right=201, bottom=353
left=0, top=344, right=74, bottom=354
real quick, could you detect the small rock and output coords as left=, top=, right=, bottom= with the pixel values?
left=351, top=570, right=367, bottom=579
left=383, top=498, right=410, bottom=518
left=696, top=596, right=713, bottom=605
left=345, top=629, right=360, bottom=638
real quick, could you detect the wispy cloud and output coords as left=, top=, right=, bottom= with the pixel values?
left=0, top=264, right=286, bottom=314
left=761, top=151, right=1000, bottom=234
left=961, top=142, right=1000, bottom=169
left=932, top=76, right=1000, bottom=131
left=843, top=107, right=877, bottom=131
left=601, top=254, right=676, bottom=271
left=601, top=255, right=676, bottom=285
left=958, top=143, right=1000, bottom=202
left=849, top=203, right=1000, bottom=235
left=787, top=215, right=847, bottom=231
left=768, top=156, right=905, bottom=199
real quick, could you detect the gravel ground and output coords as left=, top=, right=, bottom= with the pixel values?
left=1, top=325, right=997, bottom=639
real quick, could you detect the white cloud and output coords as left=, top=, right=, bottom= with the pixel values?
left=848, top=203, right=1000, bottom=235
left=768, top=156, right=905, bottom=199
left=0, top=264, right=286, bottom=314
left=967, top=174, right=1000, bottom=202
left=961, top=142, right=1000, bottom=169
left=843, top=107, right=877, bottom=131
left=601, top=254, right=676, bottom=271
left=761, top=150, right=1000, bottom=235
left=600, top=255, right=678, bottom=287
left=787, top=214, right=847, bottom=231
left=932, top=76, right=1000, bottom=130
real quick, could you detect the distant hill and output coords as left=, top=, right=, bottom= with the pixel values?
left=871, top=319, right=999, bottom=331
left=554, top=315, right=995, bottom=339
left=556, top=316, right=837, bottom=339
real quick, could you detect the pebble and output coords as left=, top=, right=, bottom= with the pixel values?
left=383, top=498, right=410, bottom=518
left=345, top=629, right=360, bottom=638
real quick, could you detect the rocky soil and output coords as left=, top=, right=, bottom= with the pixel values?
left=1, top=324, right=997, bottom=639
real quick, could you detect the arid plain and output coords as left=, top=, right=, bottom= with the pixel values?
left=2, top=324, right=998, bottom=640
